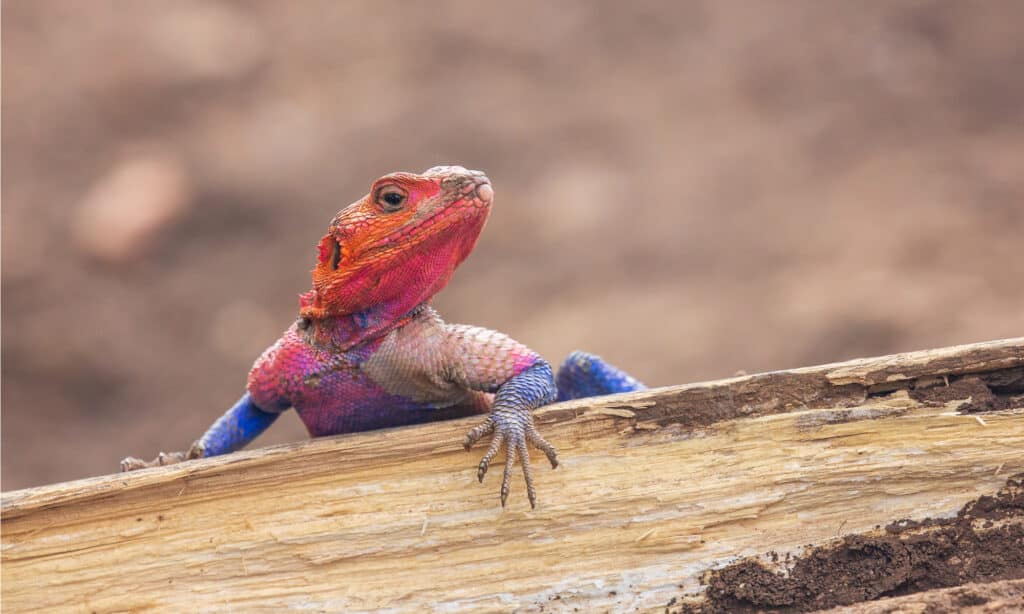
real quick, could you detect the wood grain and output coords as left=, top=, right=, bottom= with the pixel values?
left=2, top=338, right=1023, bottom=612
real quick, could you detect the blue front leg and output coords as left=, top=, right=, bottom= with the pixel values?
left=196, top=393, right=281, bottom=457
left=463, top=359, right=561, bottom=508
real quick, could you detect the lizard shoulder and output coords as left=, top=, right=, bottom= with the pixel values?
left=360, top=307, right=464, bottom=403
left=442, top=323, right=541, bottom=392
left=246, top=324, right=322, bottom=410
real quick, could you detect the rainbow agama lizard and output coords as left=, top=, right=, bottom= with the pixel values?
left=121, top=166, right=645, bottom=507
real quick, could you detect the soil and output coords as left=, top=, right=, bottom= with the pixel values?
left=910, top=370, right=1024, bottom=414
left=671, top=475, right=1024, bottom=613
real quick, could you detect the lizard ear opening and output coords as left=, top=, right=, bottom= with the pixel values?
left=317, top=234, right=343, bottom=271
left=328, top=237, right=342, bottom=270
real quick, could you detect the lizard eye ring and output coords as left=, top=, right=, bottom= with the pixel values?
left=374, top=185, right=408, bottom=212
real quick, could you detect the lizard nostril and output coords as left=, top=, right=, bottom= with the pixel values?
left=476, top=182, right=494, bottom=203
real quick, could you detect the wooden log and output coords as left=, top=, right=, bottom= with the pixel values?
left=2, top=338, right=1023, bottom=612
left=819, top=579, right=1024, bottom=613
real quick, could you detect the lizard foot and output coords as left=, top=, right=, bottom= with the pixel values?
left=119, top=442, right=205, bottom=472
left=463, top=410, right=558, bottom=509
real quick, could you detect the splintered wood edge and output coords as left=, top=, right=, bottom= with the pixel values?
left=818, top=578, right=1024, bottom=614
left=3, top=336, right=1022, bottom=516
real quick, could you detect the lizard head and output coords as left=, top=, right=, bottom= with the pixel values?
left=300, top=166, right=493, bottom=320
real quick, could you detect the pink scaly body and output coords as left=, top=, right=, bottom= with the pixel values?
left=247, top=306, right=537, bottom=436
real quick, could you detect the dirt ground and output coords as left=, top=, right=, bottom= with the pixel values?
left=3, top=1, right=1024, bottom=490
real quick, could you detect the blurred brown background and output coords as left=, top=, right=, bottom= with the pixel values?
left=3, top=0, right=1022, bottom=490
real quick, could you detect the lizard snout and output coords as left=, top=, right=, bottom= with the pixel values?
left=432, top=166, right=493, bottom=206
left=475, top=180, right=494, bottom=204
left=469, top=173, right=493, bottom=205
left=444, top=168, right=491, bottom=207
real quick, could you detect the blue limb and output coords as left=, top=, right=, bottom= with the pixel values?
left=196, top=393, right=281, bottom=457
left=495, top=359, right=558, bottom=409
left=555, top=350, right=647, bottom=402
left=464, top=359, right=560, bottom=508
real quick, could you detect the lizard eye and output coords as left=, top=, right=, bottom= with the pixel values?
left=374, top=185, right=408, bottom=212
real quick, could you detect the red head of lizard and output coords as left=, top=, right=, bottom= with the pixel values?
left=299, top=166, right=493, bottom=324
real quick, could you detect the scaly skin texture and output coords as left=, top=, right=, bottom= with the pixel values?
left=121, top=166, right=645, bottom=508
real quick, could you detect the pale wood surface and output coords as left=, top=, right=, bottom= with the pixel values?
left=2, top=338, right=1023, bottom=612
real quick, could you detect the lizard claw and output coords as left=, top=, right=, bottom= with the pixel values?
left=119, top=441, right=205, bottom=472
left=477, top=431, right=505, bottom=482
left=462, top=416, right=494, bottom=451
left=119, top=451, right=187, bottom=471
left=120, top=456, right=146, bottom=472
left=464, top=409, right=558, bottom=509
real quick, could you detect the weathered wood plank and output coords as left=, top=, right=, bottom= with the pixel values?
left=2, top=338, right=1023, bottom=612
left=820, top=579, right=1024, bottom=613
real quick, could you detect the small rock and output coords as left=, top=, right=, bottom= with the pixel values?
left=72, top=152, right=193, bottom=263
